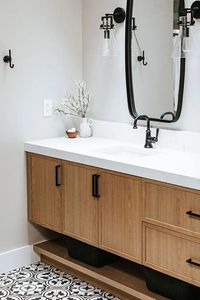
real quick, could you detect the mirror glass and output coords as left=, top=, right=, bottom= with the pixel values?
left=127, top=0, right=184, bottom=122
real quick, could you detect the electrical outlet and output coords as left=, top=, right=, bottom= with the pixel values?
left=44, top=99, right=53, bottom=117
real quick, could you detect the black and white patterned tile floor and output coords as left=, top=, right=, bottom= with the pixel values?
left=0, top=262, right=121, bottom=300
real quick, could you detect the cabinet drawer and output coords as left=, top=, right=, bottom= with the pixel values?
left=143, top=180, right=200, bottom=234
left=143, top=223, right=200, bottom=287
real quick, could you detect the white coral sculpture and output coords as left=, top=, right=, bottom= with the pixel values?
left=55, top=81, right=91, bottom=118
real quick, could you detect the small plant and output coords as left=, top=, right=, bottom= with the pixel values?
left=55, top=81, right=91, bottom=118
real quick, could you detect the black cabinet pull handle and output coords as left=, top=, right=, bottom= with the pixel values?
left=186, top=210, right=200, bottom=219
left=92, top=174, right=100, bottom=198
left=55, top=165, right=61, bottom=187
left=186, top=258, right=200, bottom=268
left=92, top=175, right=96, bottom=197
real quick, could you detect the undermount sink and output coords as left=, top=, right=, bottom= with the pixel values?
left=92, top=145, right=161, bottom=160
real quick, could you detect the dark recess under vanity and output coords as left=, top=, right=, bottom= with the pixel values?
left=143, top=267, right=200, bottom=300
left=64, top=236, right=200, bottom=300
left=64, top=236, right=118, bottom=268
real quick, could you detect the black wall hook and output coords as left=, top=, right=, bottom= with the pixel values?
left=3, top=49, right=14, bottom=68
left=138, top=51, right=148, bottom=66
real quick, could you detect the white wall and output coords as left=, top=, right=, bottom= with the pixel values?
left=83, top=0, right=200, bottom=132
left=0, top=0, right=82, bottom=254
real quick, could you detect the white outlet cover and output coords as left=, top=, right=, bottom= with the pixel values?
left=43, top=99, right=53, bottom=117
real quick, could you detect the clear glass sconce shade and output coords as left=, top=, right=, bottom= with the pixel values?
left=172, top=26, right=200, bottom=59
left=102, top=31, right=118, bottom=57
left=172, top=29, right=190, bottom=59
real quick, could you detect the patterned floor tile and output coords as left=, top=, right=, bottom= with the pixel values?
left=0, top=263, right=121, bottom=300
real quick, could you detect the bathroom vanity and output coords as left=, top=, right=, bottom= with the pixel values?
left=25, top=131, right=200, bottom=300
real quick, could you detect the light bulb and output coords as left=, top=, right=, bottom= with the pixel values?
left=102, top=31, right=118, bottom=57
left=182, top=36, right=190, bottom=53
left=172, top=27, right=191, bottom=59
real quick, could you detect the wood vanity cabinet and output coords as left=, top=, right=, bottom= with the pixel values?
left=62, top=162, right=99, bottom=247
left=27, top=152, right=200, bottom=288
left=61, top=165, right=142, bottom=261
left=99, top=170, right=142, bottom=263
left=143, top=179, right=200, bottom=287
left=27, top=153, right=142, bottom=263
left=27, top=153, right=62, bottom=232
left=143, top=222, right=200, bottom=287
left=143, top=179, right=200, bottom=236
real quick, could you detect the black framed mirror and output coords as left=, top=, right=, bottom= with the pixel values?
left=125, top=0, right=186, bottom=123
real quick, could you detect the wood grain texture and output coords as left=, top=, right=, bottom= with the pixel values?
left=143, top=180, right=200, bottom=236
left=143, top=223, right=200, bottom=287
left=100, top=170, right=142, bottom=263
left=27, top=153, right=62, bottom=232
left=27, top=153, right=200, bottom=290
left=34, top=239, right=168, bottom=300
left=62, top=162, right=99, bottom=246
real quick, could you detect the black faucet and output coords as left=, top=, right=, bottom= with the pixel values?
left=133, top=115, right=158, bottom=148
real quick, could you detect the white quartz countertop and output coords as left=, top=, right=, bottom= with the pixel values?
left=24, top=136, right=200, bottom=191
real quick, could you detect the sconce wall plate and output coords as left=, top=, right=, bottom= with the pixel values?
left=113, top=7, right=126, bottom=24
left=191, top=1, right=200, bottom=19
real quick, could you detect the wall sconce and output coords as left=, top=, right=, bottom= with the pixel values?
left=100, top=7, right=126, bottom=57
left=172, top=1, right=200, bottom=58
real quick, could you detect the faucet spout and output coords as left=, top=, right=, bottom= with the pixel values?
left=133, top=115, right=150, bottom=130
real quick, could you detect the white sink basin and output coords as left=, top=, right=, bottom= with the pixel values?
left=92, top=145, right=161, bottom=161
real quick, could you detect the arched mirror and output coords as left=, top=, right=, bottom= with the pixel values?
left=125, top=0, right=200, bottom=123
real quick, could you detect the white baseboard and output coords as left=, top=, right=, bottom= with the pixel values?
left=0, top=245, right=40, bottom=274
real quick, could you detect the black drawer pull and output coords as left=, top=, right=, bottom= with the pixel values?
left=55, top=165, right=61, bottom=187
left=92, top=174, right=100, bottom=198
left=186, top=210, right=200, bottom=219
left=186, top=258, right=200, bottom=268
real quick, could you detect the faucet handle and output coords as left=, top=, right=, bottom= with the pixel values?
left=148, top=128, right=159, bottom=144
left=151, top=136, right=158, bottom=143
left=154, top=128, right=159, bottom=142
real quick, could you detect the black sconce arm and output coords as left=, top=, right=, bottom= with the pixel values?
left=100, top=7, right=126, bottom=38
